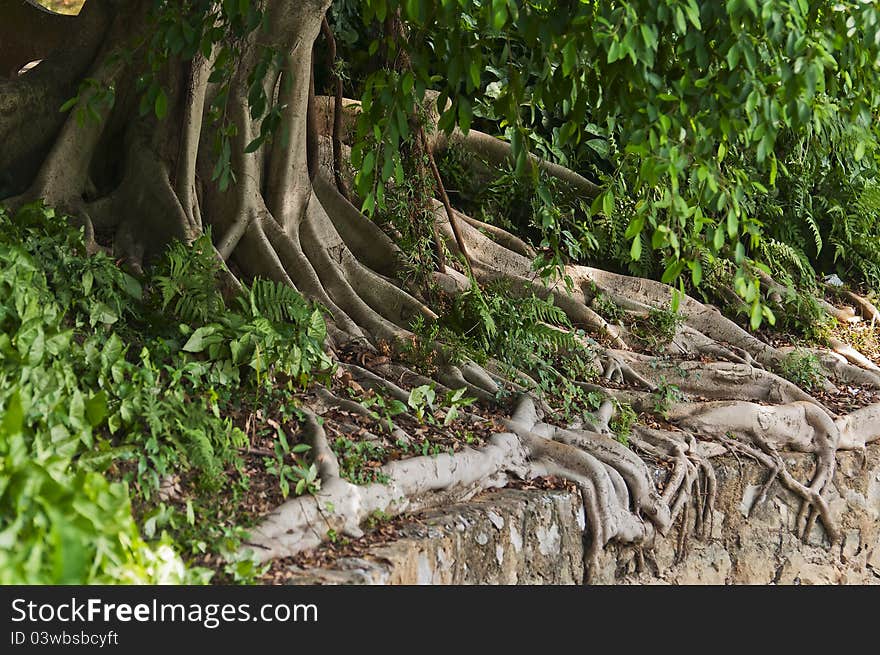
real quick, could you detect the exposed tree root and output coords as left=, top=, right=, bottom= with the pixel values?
left=828, top=337, right=880, bottom=372
left=617, top=354, right=831, bottom=410
left=668, top=399, right=848, bottom=543
left=432, top=125, right=601, bottom=199
left=244, top=411, right=525, bottom=557
left=825, top=285, right=880, bottom=325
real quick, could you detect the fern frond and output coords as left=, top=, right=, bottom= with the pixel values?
left=804, top=213, right=823, bottom=254
left=241, top=278, right=309, bottom=323
left=153, top=233, right=223, bottom=324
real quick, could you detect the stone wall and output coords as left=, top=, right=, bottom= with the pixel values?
left=282, top=445, right=880, bottom=584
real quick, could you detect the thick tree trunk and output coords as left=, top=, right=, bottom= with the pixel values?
left=0, top=0, right=111, bottom=197
left=0, top=0, right=81, bottom=77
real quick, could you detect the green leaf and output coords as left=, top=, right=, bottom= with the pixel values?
left=154, top=88, right=168, bottom=120
left=182, top=326, right=222, bottom=353
left=661, top=261, right=685, bottom=284
left=84, top=391, right=108, bottom=428
left=121, top=274, right=142, bottom=299
left=458, top=97, right=473, bottom=134
left=855, top=141, right=866, bottom=161
left=630, top=236, right=642, bottom=260
left=1, top=391, right=24, bottom=436
left=307, top=309, right=326, bottom=341
left=402, top=71, right=415, bottom=96
left=640, top=24, right=657, bottom=50
left=690, top=260, right=703, bottom=287
left=101, top=333, right=125, bottom=368
left=562, top=40, right=577, bottom=76
left=750, top=301, right=763, bottom=330
left=361, top=151, right=375, bottom=177
left=491, top=0, right=508, bottom=30
left=602, top=190, right=614, bottom=217
left=713, top=226, right=725, bottom=250
left=59, top=97, right=79, bottom=113
left=244, top=136, right=265, bottom=154
left=674, top=7, right=687, bottom=34
left=388, top=399, right=407, bottom=415
left=671, top=289, right=682, bottom=313
left=625, top=217, right=644, bottom=240
left=726, top=211, right=739, bottom=239
left=90, top=303, right=118, bottom=326
left=277, top=427, right=289, bottom=451
left=726, top=44, right=741, bottom=70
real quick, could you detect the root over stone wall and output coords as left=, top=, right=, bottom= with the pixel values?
left=281, top=445, right=880, bottom=584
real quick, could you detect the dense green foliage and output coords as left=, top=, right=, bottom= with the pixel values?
left=0, top=206, right=198, bottom=582
left=334, top=0, right=880, bottom=328
left=0, top=204, right=332, bottom=583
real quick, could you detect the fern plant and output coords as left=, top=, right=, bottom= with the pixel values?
left=437, top=280, right=580, bottom=367
left=409, top=277, right=601, bottom=423
left=238, top=278, right=312, bottom=323
left=152, top=232, right=224, bottom=324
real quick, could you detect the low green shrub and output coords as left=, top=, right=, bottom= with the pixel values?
left=0, top=203, right=333, bottom=583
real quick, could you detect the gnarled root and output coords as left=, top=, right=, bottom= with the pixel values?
left=668, top=400, right=845, bottom=544
left=618, top=354, right=831, bottom=410
left=244, top=395, right=679, bottom=564
left=244, top=404, right=527, bottom=559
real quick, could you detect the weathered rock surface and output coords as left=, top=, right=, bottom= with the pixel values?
left=282, top=445, right=880, bottom=584
left=282, top=488, right=586, bottom=584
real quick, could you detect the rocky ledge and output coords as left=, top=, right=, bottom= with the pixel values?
left=280, top=446, right=880, bottom=585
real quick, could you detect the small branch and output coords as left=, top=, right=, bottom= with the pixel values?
left=420, top=125, right=467, bottom=274
left=320, top=17, right=349, bottom=200
left=238, top=446, right=275, bottom=457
